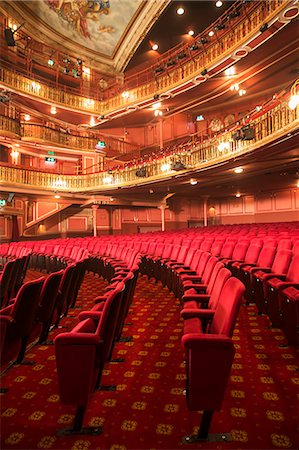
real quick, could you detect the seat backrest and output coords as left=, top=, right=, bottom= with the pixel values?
left=208, top=268, right=231, bottom=310
left=37, top=270, right=64, bottom=322
left=256, top=246, right=276, bottom=268
left=201, top=256, right=218, bottom=285
left=210, top=277, right=245, bottom=337
left=231, top=242, right=250, bottom=260
left=206, top=261, right=224, bottom=295
left=220, top=242, right=235, bottom=259
left=195, top=251, right=210, bottom=277
left=190, top=249, right=203, bottom=271
left=7, top=277, right=45, bottom=339
left=286, top=254, right=299, bottom=282
left=271, top=249, right=292, bottom=274
left=277, top=239, right=292, bottom=251
left=210, top=241, right=224, bottom=257
left=0, top=260, right=15, bottom=307
left=243, top=243, right=262, bottom=264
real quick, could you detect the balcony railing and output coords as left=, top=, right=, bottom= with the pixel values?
left=0, top=0, right=287, bottom=116
left=0, top=98, right=297, bottom=193
left=0, top=115, right=21, bottom=137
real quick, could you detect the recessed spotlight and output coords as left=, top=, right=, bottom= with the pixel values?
left=188, top=30, right=195, bottom=36
left=24, top=114, right=30, bottom=121
left=190, top=178, right=198, bottom=185
left=225, top=66, right=235, bottom=76
left=154, top=110, right=163, bottom=117
left=90, top=116, right=95, bottom=126
left=54, top=193, right=60, bottom=199
left=234, top=167, right=243, bottom=174
left=50, top=106, right=57, bottom=115
left=152, top=43, right=158, bottom=51
left=152, top=101, right=161, bottom=110
left=177, top=7, right=185, bottom=15
left=161, top=163, right=171, bottom=172
left=15, top=143, right=20, bottom=147
left=235, top=193, right=241, bottom=198
left=216, top=0, right=223, bottom=7
left=239, top=89, right=246, bottom=96
left=208, top=30, right=214, bottom=37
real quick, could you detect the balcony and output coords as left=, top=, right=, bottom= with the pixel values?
left=0, top=97, right=297, bottom=194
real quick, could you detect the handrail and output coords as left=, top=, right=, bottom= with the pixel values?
left=0, top=97, right=297, bottom=193
left=0, top=0, right=287, bottom=115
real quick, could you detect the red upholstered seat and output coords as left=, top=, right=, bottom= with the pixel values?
left=180, top=277, right=245, bottom=442
left=266, top=254, right=299, bottom=327
left=0, top=277, right=44, bottom=367
left=280, top=288, right=299, bottom=348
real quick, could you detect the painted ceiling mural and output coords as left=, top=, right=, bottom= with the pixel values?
left=25, top=0, right=142, bottom=56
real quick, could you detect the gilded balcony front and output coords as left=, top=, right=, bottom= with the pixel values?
left=0, top=98, right=297, bottom=194
left=0, top=115, right=21, bottom=138
left=0, top=0, right=288, bottom=116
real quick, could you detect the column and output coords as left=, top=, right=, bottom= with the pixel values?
left=159, top=118, right=163, bottom=150
left=159, top=205, right=166, bottom=231
left=202, top=196, right=209, bottom=227
left=91, top=204, right=98, bottom=237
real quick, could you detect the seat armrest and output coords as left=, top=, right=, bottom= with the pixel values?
left=78, top=311, right=102, bottom=322
left=251, top=267, right=271, bottom=274
left=94, top=296, right=107, bottom=304
left=181, top=308, right=215, bottom=320
left=182, top=293, right=210, bottom=303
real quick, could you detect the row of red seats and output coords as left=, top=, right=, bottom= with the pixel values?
left=54, top=246, right=142, bottom=435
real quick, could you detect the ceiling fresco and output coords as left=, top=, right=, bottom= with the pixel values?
left=25, top=0, right=142, bottom=56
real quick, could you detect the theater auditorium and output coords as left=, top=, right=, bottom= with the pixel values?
left=0, top=1, right=298, bottom=449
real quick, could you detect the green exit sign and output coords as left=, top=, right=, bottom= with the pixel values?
left=48, top=151, right=55, bottom=155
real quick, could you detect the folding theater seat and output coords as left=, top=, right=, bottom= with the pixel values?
left=220, top=241, right=249, bottom=267
left=0, top=260, right=15, bottom=308
left=167, top=247, right=198, bottom=293
left=48, top=264, right=76, bottom=331
left=182, top=266, right=231, bottom=313
left=229, top=241, right=263, bottom=279
left=177, top=252, right=211, bottom=300
left=77, top=281, right=126, bottom=367
left=152, top=243, right=176, bottom=282
left=145, top=242, right=166, bottom=279
left=180, top=277, right=245, bottom=442
left=35, top=270, right=64, bottom=343
left=239, top=245, right=276, bottom=303
left=266, top=254, right=299, bottom=327
left=279, top=287, right=299, bottom=347
left=139, top=241, right=157, bottom=275
left=251, top=249, right=293, bottom=314
left=54, top=283, right=125, bottom=435
left=0, top=277, right=45, bottom=366
left=179, top=255, right=218, bottom=301
left=161, top=244, right=191, bottom=288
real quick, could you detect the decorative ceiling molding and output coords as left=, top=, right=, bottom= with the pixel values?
left=113, top=0, right=171, bottom=73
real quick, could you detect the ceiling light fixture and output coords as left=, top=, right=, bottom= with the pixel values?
left=152, top=101, right=161, bottom=109
left=154, top=110, right=163, bottom=117
left=177, top=7, right=185, bottom=15
left=235, top=193, right=241, bottom=198
left=161, top=163, right=171, bottom=172
left=208, top=30, right=214, bottom=37
left=225, top=66, right=236, bottom=76
left=24, top=114, right=30, bottom=121
left=239, top=89, right=247, bottom=96
left=216, top=0, right=223, bottom=7
left=48, top=58, right=54, bottom=66
left=50, top=106, right=57, bottom=115
left=54, top=193, right=60, bottom=199
left=234, top=167, right=244, bottom=174
left=188, top=30, right=195, bottom=36
left=190, top=178, right=198, bottom=185
left=152, top=43, right=158, bottom=51
left=90, top=116, right=95, bottom=126
left=230, top=83, right=239, bottom=91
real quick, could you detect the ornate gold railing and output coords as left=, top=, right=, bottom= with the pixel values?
left=0, top=98, right=297, bottom=193
left=0, top=0, right=287, bottom=115
left=0, top=115, right=21, bottom=137
left=21, top=123, right=99, bottom=151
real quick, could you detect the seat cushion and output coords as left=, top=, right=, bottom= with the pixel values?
left=183, top=317, right=203, bottom=335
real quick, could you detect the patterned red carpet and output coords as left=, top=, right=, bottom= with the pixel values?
left=1, top=272, right=298, bottom=450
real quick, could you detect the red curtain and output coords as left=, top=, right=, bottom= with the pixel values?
left=11, top=215, right=19, bottom=242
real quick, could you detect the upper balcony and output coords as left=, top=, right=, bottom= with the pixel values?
left=0, top=93, right=297, bottom=195
left=0, top=0, right=295, bottom=119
